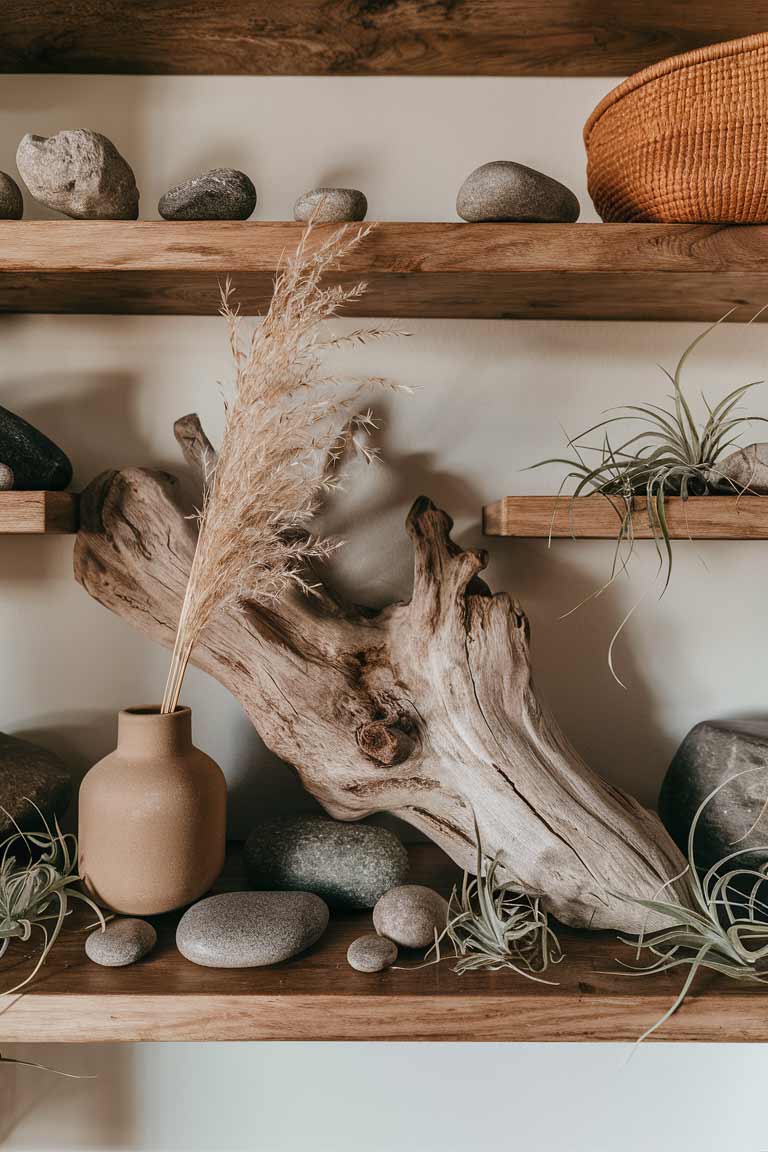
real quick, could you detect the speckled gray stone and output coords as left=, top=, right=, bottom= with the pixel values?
left=293, top=187, right=367, bottom=223
left=456, top=161, right=580, bottom=223
left=373, top=885, right=449, bottom=949
left=16, top=130, right=138, bottom=220
left=347, top=933, right=398, bottom=973
left=0, top=172, right=22, bottom=219
left=244, top=815, right=408, bottom=909
left=0, top=464, right=13, bottom=490
left=159, top=168, right=256, bottom=220
left=0, top=404, right=72, bottom=490
left=85, top=918, right=157, bottom=967
left=176, top=890, right=329, bottom=968
left=0, top=731, right=71, bottom=838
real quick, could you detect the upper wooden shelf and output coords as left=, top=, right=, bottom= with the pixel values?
left=0, top=844, right=761, bottom=1043
left=484, top=496, right=768, bottom=539
left=0, top=491, right=79, bottom=534
left=3, top=1, right=768, bottom=76
left=3, top=222, right=768, bottom=321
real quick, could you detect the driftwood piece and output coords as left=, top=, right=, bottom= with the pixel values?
left=74, top=436, right=689, bottom=932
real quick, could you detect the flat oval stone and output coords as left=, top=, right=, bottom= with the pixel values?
left=456, top=161, right=580, bottom=223
left=0, top=731, right=71, bottom=838
left=85, top=918, right=157, bottom=967
left=373, top=885, right=448, bottom=948
left=176, top=890, right=329, bottom=968
left=16, top=129, right=138, bottom=220
left=0, top=464, right=13, bottom=490
left=709, top=443, right=768, bottom=494
left=244, top=815, right=408, bottom=909
left=159, top=168, right=257, bottom=221
left=0, top=172, right=22, bottom=219
left=0, top=404, right=72, bottom=490
left=347, top=933, right=398, bottom=973
left=293, top=188, right=367, bottom=223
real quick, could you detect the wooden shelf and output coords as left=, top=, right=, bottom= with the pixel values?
left=483, top=496, right=768, bottom=539
left=2, top=222, right=768, bottom=321
left=0, top=844, right=763, bottom=1043
left=0, top=491, right=79, bottom=534
left=3, top=1, right=768, bottom=76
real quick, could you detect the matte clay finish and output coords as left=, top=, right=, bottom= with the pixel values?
left=78, top=707, right=226, bottom=915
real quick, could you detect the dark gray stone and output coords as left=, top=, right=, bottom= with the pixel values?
left=159, top=168, right=257, bottom=220
left=244, top=815, right=409, bottom=909
left=456, top=161, right=580, bottom=223
left=0, top=731, right=71, bottom=837
left=347, top=933, right=398, bottom=973
left=0, top=405, right=72, bottom=490
left=176, top=890, right=329, bottom=968
left=0, top=172, right=23, bottom=219
left=293, top=188, right=367, bottom=223
left=0, top=464, right=14, bottom=490
left=659, top=720, right=768, bottom=869
left=85, top=918, right=157, bottom=967
left=372, top=885, right=449, bottom=949
left=16, top=130, right=138, bottom=220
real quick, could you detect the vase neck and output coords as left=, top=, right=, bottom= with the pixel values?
left=116, top=706, right=193, bottom=758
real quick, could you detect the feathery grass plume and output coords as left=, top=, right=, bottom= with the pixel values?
left=161, top=221, right=406, bottom=713
left=529, top=313, right=768, bottom=686
left=614, top=768, right=768, bottom=1043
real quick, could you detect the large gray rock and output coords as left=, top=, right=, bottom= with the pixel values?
left=347, top=933, right=398, bottom=973
left=372, top=884, right=449, bottom=948
left=293, top=187, right=367, bottom=223
left=16, top=130, right=139, bottom=220
left=708, top=443, right=768, bottom=494
left=0, top=731, right=71, bottom=837
left=176, top=890, right=329, bottom=968
left=0, top=405, right=72, bottom=490
left=659, top=720, right=768, bottom=869
left=85, top=918, right=157, bottom=967
left=158, top=168, right=257, bottom=221
left=456, top=161, right=580, bottom=223
left=0, top=172, right=23, bottom=219
left=244, top=815, right=408, bottom=909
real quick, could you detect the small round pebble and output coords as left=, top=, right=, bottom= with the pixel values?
left=85, top=918, right=157, bottom=967
left=293, top=187, right=367, bottom=224
left=0, top=463, right=14, bottom=490
left=0, top=172, right=22, bottom=220
left=159, top=168, right=257, bottom=221
left=373, top=885, right=449, bottom=949
left=347, top=933, right=398, bottom=973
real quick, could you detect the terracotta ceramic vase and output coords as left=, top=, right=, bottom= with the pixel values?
left=78, top=706, right=226, bottom=915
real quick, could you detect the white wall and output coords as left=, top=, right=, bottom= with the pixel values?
left=2, top=75, right=768, bottom=1151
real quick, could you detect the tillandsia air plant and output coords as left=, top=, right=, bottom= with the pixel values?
left=530, top=313, right=768, bottom=684
left=160, top=220, right=406, bottom=714
left=615, top=768, right=768, bottom=1043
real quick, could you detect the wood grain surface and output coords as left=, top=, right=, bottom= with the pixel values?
left=3, top=1, right=768, bottom=76
left=2, top=221, right=768, bottom=320
left=484, top=496, right=768, bottom=539
left=0, top=491, right=79, bottom=533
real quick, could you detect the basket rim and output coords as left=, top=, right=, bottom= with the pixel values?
left=584, top=31, right=768, bottom=146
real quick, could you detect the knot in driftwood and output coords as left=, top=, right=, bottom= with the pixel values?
left=356, top=720, right=417, bottom=767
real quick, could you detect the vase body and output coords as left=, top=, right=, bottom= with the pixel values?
left=78, top=706, right=226, bottom=915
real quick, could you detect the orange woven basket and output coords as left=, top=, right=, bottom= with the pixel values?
left=584, top=33, right=768, bottom=223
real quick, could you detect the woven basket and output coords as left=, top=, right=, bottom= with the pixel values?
left=584, top=33, right=768, bottom=223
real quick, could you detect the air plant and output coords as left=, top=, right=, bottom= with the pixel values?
left=530, top=314, right=768, bottom=684
left=615, top=768, right=768, bottom=1043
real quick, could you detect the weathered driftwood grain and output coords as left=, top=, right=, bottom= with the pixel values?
left=74, top=421, right=689, bottom=931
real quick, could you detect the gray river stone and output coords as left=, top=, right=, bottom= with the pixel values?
left=293, top=187, right=367, bottom=223
left=244, top=815, right=408, bottom=909
left=86, top=918, right=157, bottom=967
left=347, top=933, right=398, bottom=973
left=0, top=731, right=72, bottom=837
left=456, top=161, right=580, bottom=223
left=0, top=464, right=14, bottom=490
left=176, top=890, right=329, bottom=968
left=159, top=168, right=257, bottom=220
left=16, top=129, right=138, bottom=219
left=0, top=404, right=72, bottom=490
left=708, top=443, right=768, bottom=494
left=0, top=172, right=23, bottom=219
left=372, top=884, right=449, bottom=949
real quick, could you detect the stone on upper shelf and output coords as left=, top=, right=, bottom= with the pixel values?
left=16, top=129, right=139, bottom=220
left=158, top=168, right=257, bottom=220
left=176, top=890, right=329, bottom=968
left=456, top=161, right=580, bottom=223
left=0, top=404, right=72, bottom=490
left=0, top=172, right=23, bottom=219
left=293, top=187, right=368, bottom=223
left=0, top=731, right=71, bottom=838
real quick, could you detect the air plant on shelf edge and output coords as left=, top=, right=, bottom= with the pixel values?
left=530, top=313, right=768, bottom=685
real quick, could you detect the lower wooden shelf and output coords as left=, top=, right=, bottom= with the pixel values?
left=0, top=491, right=79, bottom=534
left=0, top=844, right=763, bottom=1043
left=483, top=495, right=768, bottom=539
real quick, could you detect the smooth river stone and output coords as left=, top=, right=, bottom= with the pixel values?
left=659, top=720, right=768, bottom=869
left=293, top=187, right=367, bottom=223
left=347, top=933, right=398, bottom=973
left=0, top=463, right=14, bottom=490
left=176, top=890, right=329, bottom=968
left=85, top=918, right=157, bottom=967
left=158, top=168, right=257, bottom=221
left=373, top=885, right=449, bottom=949
left=0, top=731, right=71, bottom=838
left=0, top=404, right=72, bottom=490
left=244, top=815, right=408, bottom=909
left=456, top=161, right=580, bottom=223
left=709, top=443, right=768, bottom=494
left=0, top=172, right=23, bottom=219
left=16, top=129, right=138, bottom=220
